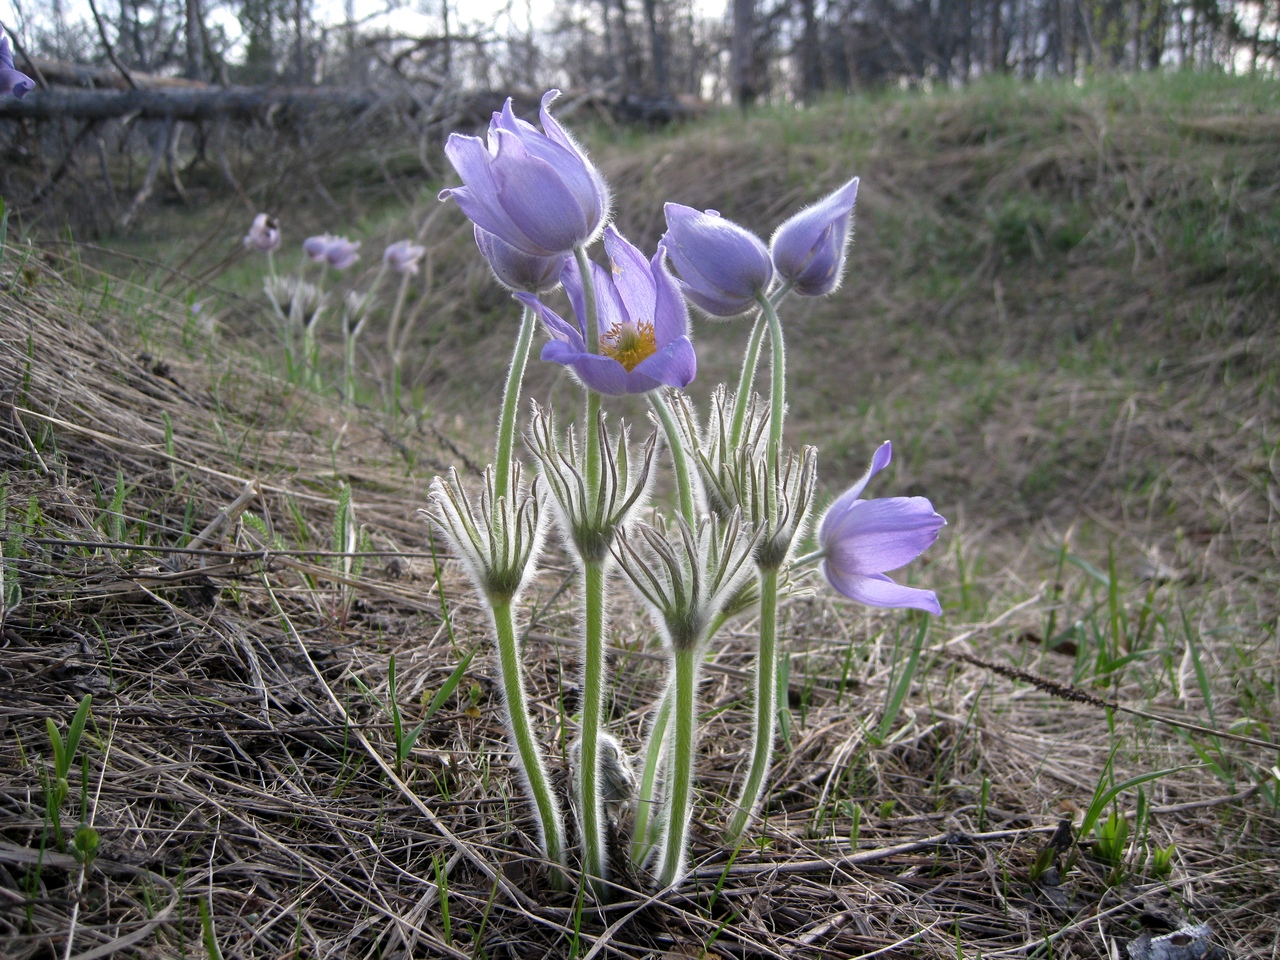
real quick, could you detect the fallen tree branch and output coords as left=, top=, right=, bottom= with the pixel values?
left=0, top=85, right=383, bottom=122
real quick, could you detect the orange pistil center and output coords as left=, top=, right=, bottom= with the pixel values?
left=601, top=320, right=657, bottom=372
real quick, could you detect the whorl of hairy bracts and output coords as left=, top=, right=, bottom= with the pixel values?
left=426, top=463, right=547, bottom=605
left=611, top=510, right=759, bottom=651
left=675, top=387, right=818, bottom=570
left=525, top=401, right=657, bottom=562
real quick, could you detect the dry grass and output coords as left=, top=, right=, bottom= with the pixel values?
left=3, top=75, right=1279, bottom=959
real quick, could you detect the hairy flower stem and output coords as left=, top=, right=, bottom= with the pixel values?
left=730, top=284, right=790, bottom=449
left=727, top=565, right=779, bottom=841
left=630, top=689, right=670, bottom=866
left=493, top=305, right=537, bottom=502
left=580, top=557, right=609, bottom=894
left=759, top=294, right=787, bottom=467
left=573, top=242, right=610, bottom=897
left=650, top=393, right=696, bottom=526
left=657, top=644, right=700, bottom=887
left=491, top=598, right=569, bottom=887
left=729, top=312, right=766, bottom=449
left=384, top=270, right=412, bottom=394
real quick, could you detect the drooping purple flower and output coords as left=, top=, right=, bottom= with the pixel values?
left=383, top=239, right=426, bottom=275
left=515, top=227, right=696, bottom=396
left=0, top=38, right=34, bottom=100
left=243, top=213, right=281, bottom=253
left=771, top=177, right=859, bottom=297
left=325, top=238, right=360, bottom=270
left=441, top=90, right=609, bottom=259
left=818, top=441, right=945, bottom=615
left=304, top=235, right=360, bottom=270
left=475, top=226, right=564, bottom=293
left=662, top=204, right=774, bottom=318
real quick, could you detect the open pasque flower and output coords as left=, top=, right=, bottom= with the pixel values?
left=662, top=204, right=773, bottom=317
left=771, top=177, right=859, bottom=297
left=0, top=38, right=34, bottom=100
left=516, top=228, right=696, bottom=395
left=243, top=213, right=281, bottom=253
left=441, top=90, right=609, bottom=258
left=818, top=441, right=945, bottom=614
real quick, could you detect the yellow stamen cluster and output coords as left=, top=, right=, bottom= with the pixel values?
left=601, top=320, right=657, bottom=372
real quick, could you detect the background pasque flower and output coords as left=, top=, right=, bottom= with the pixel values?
left=383, top=239, right=425, bottom=275
left=304, top=235, right=360, bottom=270
left=819, top=441, right=945, bottom=614
left=662, top=204, right=774, bottom=317
left=244, top=214, right=281, bottom=253
left=441, top=90, right=609, bottom=258
left=516, top=228, right=696, bottom=395
left=771, top=177, right=859, bottom=297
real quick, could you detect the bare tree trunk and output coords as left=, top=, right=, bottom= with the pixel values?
left=616, top=0, right=640, bottom=85
left=601, top=0, right=616, bottom=81
left=732, top=0, right=756, bottom=107
left=185, top=0, right=204, bottom=79
left=643, top=0, right=669, bottom=94
left=800, top=0, right=823, bottom=98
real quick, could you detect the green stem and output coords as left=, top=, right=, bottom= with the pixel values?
left=759, top=293, right=786, bottom=465
left=491, top=599, right=568, bottom=887
left=657, top=645, right=699, bottom=888
left=729, top=284, right=790, bottom=449
left=729, top=311, right=766, bottom=449
left=650, top=392, right=696, bottom=527
left=630, top=683, right=671, bottom=866
left=727, top=566, right=779, bottom=842
left=580, top=558, right=608, bottom=894
left=572, top=242, right=609, bottom=896
left=493, top=305, right=537, bottom=503
left=385, top=270, right=411, bottom=383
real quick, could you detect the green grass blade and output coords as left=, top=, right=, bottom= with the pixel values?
left=424, top=649, right=476, bottom=720
left=879, top=618, right=928, bottom=742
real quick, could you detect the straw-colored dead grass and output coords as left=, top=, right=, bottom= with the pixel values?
left=4, top=77, right=1280, bottom=959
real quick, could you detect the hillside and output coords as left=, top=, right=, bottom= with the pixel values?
left=1, top=73, right=1277, bottom=959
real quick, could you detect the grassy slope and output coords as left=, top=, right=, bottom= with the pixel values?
left=1, top=73, right=1277, bottom=959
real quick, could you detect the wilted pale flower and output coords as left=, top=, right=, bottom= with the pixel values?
left=516, top=228, right=696, bottom=395
left=770, top=177, right=859, bottom=297
left=383, top=239, right=426, bottom=275
left=474, top=226, right=564, bottom=293
left=440, top=90, right=609, bottom=258
left=662, top=204, right=774, bottom=318
left=243, top=213, right=281, bottom=253
left=303, top=234, right=359, bottom=268
left=818, top=441, right=945, bottom=614
left=0, top=38, right=34, bottom=100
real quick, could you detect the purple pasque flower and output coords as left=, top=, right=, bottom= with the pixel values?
left=771, top=177, right=859, bottom=297
left=383, top=239, right=426, bottom=275
left=515, top=227, right=696, bottom=396
left=303, top=234, right=334, bottom=261
left=818, top=441, right=945, bottom=615
left=662, top=204, right=774, bottom=317
left=304, top=234, right=360, bottom=270
left=475, top=226, right=564, bottom=293
left=0, top=37, right=35, bottom=100
left=441, top=90, right=609, bottom=258
left=243, top=213, right=281, bottom=253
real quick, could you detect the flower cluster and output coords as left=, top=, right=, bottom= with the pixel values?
left=241, top=215, right=431, bottom=401
left=425, top=93, right=945, bottom=896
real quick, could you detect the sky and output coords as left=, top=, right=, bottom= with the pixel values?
left=3, top=0, right=726, bottom=61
